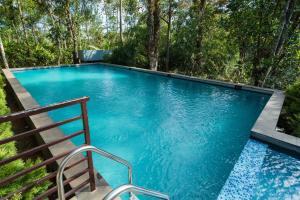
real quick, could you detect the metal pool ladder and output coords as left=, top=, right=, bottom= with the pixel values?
left=56, top=145, right=170, bottom=200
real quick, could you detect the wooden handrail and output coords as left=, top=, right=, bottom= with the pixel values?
left=0, top=115, right=82, bottom=145
left=1, top=157, right=87, bottom=200
left=33, top=169, right=90, bottom=200
left=0, top=96, right=95, bottom=199
left=0, top=130, right=84, bottom=166
left=0, top=96, right=89, bottom=123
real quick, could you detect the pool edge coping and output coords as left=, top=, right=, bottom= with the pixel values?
left=251, top=91, right=300, bottom=153
left=7, top=62, right=300, bottom=154
left=1, top=68, right=112, bottom=197
left=11, top=62, right=276, bottom=94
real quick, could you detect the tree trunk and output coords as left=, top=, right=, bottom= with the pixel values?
left=273, top=0, right=294, bottom=56
left=191, top=0, right=206, bottom=74
left=194, top=0, right=206, bottom=49
left=57, top=40, right=62, bottom=65
left=31, top=26, right=38, bottom=46
left=262, top=0, right=295, bottom=86
left=119, top=0, right=123, bottom=44
left=104, top=4, right=109, bottom=34
left=12, top=22, right=20, bottom=43
left=251, top=0, right=265, bottom=86
left=147, top=0, right=161, bottom=71
left=0, top=36, right=9, bottom=69
left=17, top=0, right=28, bottom=41
left=165, top=0, right=172, bottom=72
left=86, top=21, right=90, bottom=45
left=43, top=0, right=63, bottom=65
left=17, top=0, right=31, bottom=55
left=65, top=0, right=80, bottom=64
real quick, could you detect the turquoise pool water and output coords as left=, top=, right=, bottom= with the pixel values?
left=13, top=64, right=295, bottom=199
left=218, top=139, right=300, bottom=200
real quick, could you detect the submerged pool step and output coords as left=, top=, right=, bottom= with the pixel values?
left=130, top=194, right=139, bottom=200
left=217, top=139, right=268, bottom=200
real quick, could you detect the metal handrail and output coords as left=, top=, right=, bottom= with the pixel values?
left=103, top=184, right=170, bottom=200
left=56, top=145, right=133, bottom=200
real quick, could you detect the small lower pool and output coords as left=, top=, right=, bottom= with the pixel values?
left=218, top=139, right=300, bottom=200
left=13, top=64, right=299, bottom=199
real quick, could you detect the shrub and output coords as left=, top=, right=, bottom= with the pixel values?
left=3, top=38, right=72, bottom=68
left=108, top=25, right=148, bottom=68
left=0, top=76, right=51, bottom=199
left=279, top=79, right=300, bottom=137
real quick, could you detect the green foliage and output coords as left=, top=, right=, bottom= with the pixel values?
left=279, top=79, right=300, bottom=136
left=0, top=76, right=51, bottom=199
left=171, top=4, right=229, bottom=77
left=3, top=38, right=62, bottom=67
left=0, top=0, right=298, bottom=87
left=225, top=0, right=299, bottom=87
left=108, top=24, right=148, bottom=67
left=264, top=30, right=300, bottom=88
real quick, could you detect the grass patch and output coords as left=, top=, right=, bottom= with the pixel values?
left=0, top=75, right=51, bottom=200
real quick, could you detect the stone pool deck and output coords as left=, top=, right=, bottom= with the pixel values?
left=251, top=91, right=300, bottom=153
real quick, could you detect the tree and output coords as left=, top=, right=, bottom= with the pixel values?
left=262, top=0, right=298, bottom=86
left=226, top=0, right=299, bottom=87
left=65, top=0, right=80, bottom=64
left=36, top=0, right=63, bottom=65
left=0, top=0, right=298, bottom=91
left=0, top=35, right=9, bottom=68
left=147, top=0, right=161, bottom=71
left=191, top=0, right=206, bottom=74
left=162, top=0, right=173, bottom=72
left=16, top=0, right=31, bottom=55
left=119, top=0, right=123, bottom=44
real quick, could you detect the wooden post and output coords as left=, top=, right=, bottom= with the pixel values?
left=80, top=100, right=96, bottom=191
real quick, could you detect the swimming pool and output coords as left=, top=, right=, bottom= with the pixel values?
left=13, top=64, right=299, bottom=199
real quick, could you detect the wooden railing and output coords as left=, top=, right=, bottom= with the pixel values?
left=0, top=96, right=96, bottom=200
